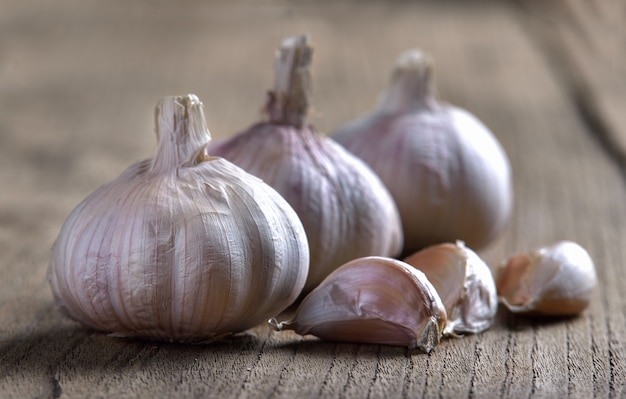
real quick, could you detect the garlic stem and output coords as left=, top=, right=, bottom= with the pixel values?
left=379, top=49, right=438, bottom=114
left=151, top=94, right=212, bottom=174
left=266, top=34, right=312, bottom=128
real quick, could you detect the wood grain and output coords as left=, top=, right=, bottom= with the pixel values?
left=1, top=1, right=624, bottom=397
left=519, top=0, right=626, bottom=171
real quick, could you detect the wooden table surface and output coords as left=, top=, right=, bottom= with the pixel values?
left=1, top=1, right=625, bottom=398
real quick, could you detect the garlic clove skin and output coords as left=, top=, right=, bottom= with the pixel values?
left=207, top=35, right=403, bottom=293
left=494, top=241, right=596, bottom=316
left=404, top=241, right=498, bottom=335
left=269, top=256, right=447, bottom=353
left=332, top=49, right=512, bottom=256
left=49, top=94, right=310, bottom=343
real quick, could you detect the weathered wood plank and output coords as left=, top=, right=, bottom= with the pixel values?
left=0, top=1, right=625, bottom=398
left=519, top=0, right=626, bottom=170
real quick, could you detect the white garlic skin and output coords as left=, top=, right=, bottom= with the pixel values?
left=495, top=241, right=596, bottom=316
left=269, top=256, right=447, bottom=353
left=208, top=127, right=403, bottom=292
left=332, top=49, right=513, bottom=256
left=49, top=95, right=310, bottom=342
left=404, top=241, right=498, bottom=335
left=207, top=35, right=403, bottom=292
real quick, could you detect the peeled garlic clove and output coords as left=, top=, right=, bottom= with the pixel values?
left=269, top=256, right=447, bottom=353
left=332, top=49, right=512, bottom=256
left=495, top=241, right=596, bottom=316
left=206, top=35, right=403, bottom=293
left=404, top=241, right=498, bottom=335
left=49, top=94, right=310, bottom=342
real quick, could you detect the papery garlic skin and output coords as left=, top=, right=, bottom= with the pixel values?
left=49, top=95, right=309, bottom=342
left=494, top=241, right=596, bottom=316
left=269, top=256, right=447, bottom=353
left=404, top=241, right=498, bottom=335
left=332, top=49, right=512, bottom=256
left=207, top=35, right=403, bottom=292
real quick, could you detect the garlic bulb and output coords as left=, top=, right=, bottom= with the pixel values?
left=404, top=241, right=497, bottom=335
left=494, top=241, right=596, bottom=316
left=332, top=49, right=512, bottom=256
left=49, top=94, right=310, bottom=342
left=206, top=35, right=403, bottom=292
left=269, top=256, right=447, bottom=353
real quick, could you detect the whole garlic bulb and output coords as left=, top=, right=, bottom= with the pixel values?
left=49, top=94, right=310, bottom=342
left=404, top=241, right=498, bottom=335
left=494, top=241, right=596, bottom=316
left=206, top=35, right=403, bottom=292
left=332, top=49, right=513, bottom=255
left=269, top=256, right=447, bottom=353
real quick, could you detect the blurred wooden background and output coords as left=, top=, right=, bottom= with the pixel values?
left=1, top=0, right=625, bottom=397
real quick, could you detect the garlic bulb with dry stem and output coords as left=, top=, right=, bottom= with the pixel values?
left=206, top=35, right=403, bottom=292
left=49, top=94, right=309, bottom=342
left=269, top=256, right=447, bottom=353
left=404, top=241, right=498, bottom=335
left=494, top=241, right=596, bottom=316
left=332, top=49, right=512, bottom=256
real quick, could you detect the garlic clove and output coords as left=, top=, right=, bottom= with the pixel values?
left=404, top=241, right=498, bottom=335
left=269, top=256, right=447, bottom=353
left=494, top=241, right=596, bottom=316
left=206, top=35, right=403, bottom=293
left=49, top=94, right=310, bottom=342
left=332, top=49, right=512, bottom=256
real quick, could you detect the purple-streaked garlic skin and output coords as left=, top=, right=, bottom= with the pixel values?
left=208, top=123, right=403, bottom=293
left=269, top=256, right=447, bottom=353
left=332, top=50, right=512, bottom=256
left=404, top=241, right=498, bottom=335
left=495, top=241, right=596, bottom=316
left=49, top=95, right=310, bottom=343
left=207, top=35, right=403, bottom=293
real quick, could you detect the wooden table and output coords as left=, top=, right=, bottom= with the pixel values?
left=1, top=1, right=624, bottom=397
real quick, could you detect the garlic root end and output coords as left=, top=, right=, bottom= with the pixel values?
left=268, top=318, right=295, bottom=332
